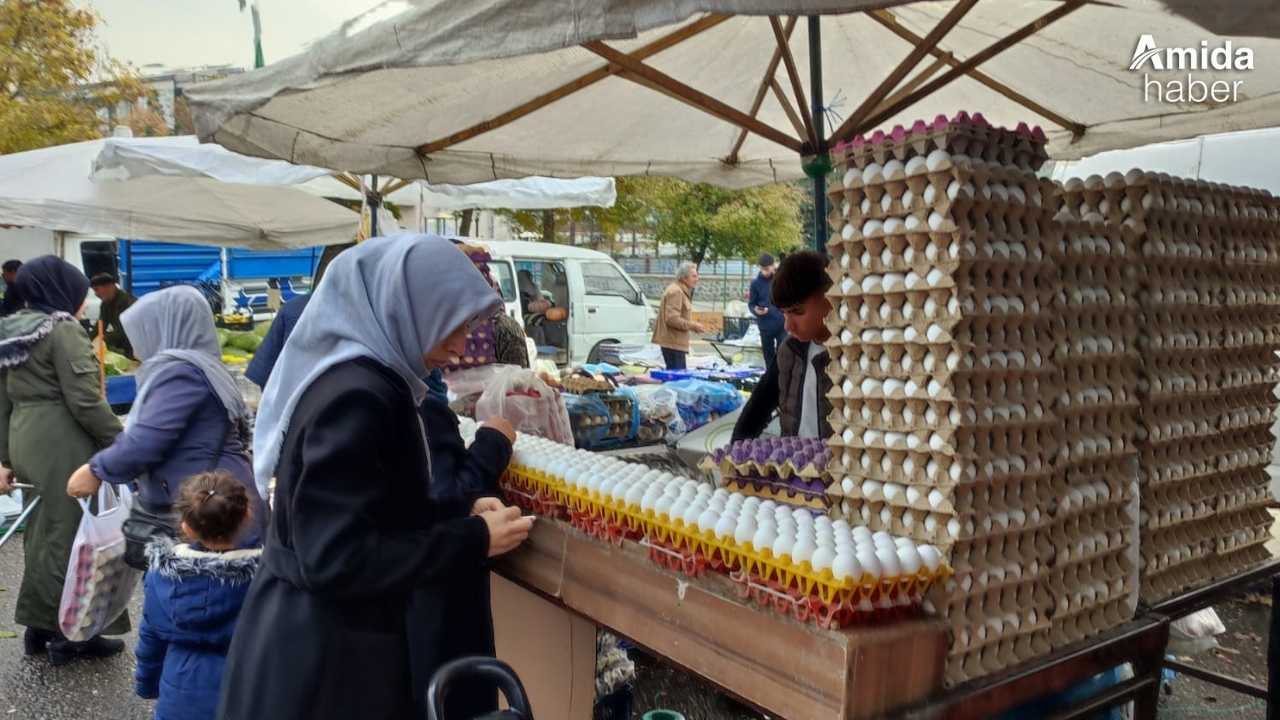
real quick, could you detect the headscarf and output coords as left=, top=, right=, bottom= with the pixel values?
left=0, top=256, right=88, bottom=368
left=121, top=285, right=249, bottom=431
left=251, top=234, right=503, bottom=496
left=15, top=255, right=90, bottom=315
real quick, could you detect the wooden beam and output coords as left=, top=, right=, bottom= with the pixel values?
left=769, top=78, right=809, bottom=141
left=380, top=178, right=412, bottom=196
left=874, top=54, right=951, bottom=116
left=331, top=172, right=361, bottom=191
left=726, top=17, right=797, bottom=165
left=768, top=16, right=815, bottom=146
left=839, top=0, right=978, bottom=139
left=838, top=0, right=1087, bottom=144
left=581, top=41, right=804, bottom=153
left=417, top=14, right=732, bottom=154
left=866, top=8, right=1086, bottom=138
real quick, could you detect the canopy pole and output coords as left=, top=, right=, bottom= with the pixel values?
left=369, top=174, right=380, bottom=238
left=809, top=15, right=826, bottom=253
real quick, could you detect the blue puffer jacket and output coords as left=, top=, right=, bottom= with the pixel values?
left=135, top=539, right=261, bottom=720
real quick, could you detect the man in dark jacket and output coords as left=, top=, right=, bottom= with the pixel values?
left=748, top=252, right=785, bottom=369
left=732, top=250, right=833, bottom=440
left=90, top=274, right=136, bottom=357
left=1, top=259, right=22, bottom=316
left=245, top=293, right=311, bottom=389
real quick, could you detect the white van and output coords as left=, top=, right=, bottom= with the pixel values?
left=477, top=240, right=652, bottom=366
left=0, top=227, right=117, bottom=322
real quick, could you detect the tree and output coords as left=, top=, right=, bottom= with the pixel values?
left=647, top=179, right=803, bottom=266
left=0, top=0, right=151, bottom=154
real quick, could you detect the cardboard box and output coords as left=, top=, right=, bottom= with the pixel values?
left=492, top=575, right=596, bottom=720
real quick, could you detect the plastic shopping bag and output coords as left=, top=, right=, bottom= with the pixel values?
left=58, top=484, right=140, bottom=642
left=474, top=366, right=574, bottom=445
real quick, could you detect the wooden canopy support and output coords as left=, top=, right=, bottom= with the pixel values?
left=874, top=54, right=951, bottom=117
left=769, top=78, right=809, bottom=141
left=380, top=177, right=412, bottom=196
left=866, top=8, right=1087, bottom=139
left=725, top=16, right=797, bottom=165
left=835, top=0, right=1087, bottom=144
left=417, top=14, right=731, bottom=155
left=331, top=172, right=361, bottom=191
left=768, top=16, right=816, bottom=147
left=582, top=41, right=804, bottom=153
left=837, top=0, right=978, bottom=142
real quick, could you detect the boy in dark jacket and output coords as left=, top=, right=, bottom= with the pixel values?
left=136, top=472, right=260, bottom=720
left=732, top=250, right=833, bottom=441
left=748, top=253, right=786, bottom=369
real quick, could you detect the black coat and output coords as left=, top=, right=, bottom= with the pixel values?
left=408, top=397, right=512, bottom=718
left=217, top=358, right=490, bottom=720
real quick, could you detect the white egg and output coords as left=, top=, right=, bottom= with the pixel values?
left=811, top=545, right=836, bottom=572
left=734, top=517, right=757, bottom=544
left=772, top=533, right=795, bottom=560
left=857, top=548, right=883, bottom=579
left=897, top=545, right=922, bottom=575
left=876, top=546, right=902, bottom=577
left=752, top=523, right=778, bottom=551
left=832, top=552, right=861, bottom=582
left=792, top=534, right=816, bottom=564
left=714, top=514, right=736, bottom=539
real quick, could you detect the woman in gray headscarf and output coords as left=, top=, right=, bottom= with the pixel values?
left=217, top=235, right=533, bottom=720
left=67, top=285, right=268, bottom=555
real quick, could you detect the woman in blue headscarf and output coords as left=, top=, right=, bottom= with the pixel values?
left=0, top=256, right=126, bottom=664
left=217, top=235, right=534, bottom=720
left=67, top=285, right=268, bottom=559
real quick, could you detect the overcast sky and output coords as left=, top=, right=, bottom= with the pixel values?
left=90, top=0, right=384, bottom=71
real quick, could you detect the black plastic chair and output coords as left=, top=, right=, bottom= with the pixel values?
left=426, top=657, right=533, bottom=720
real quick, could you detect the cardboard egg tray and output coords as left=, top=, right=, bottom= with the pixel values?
left=826, top=119, right=1060, bottom=685
left=1114, top=173, right=1280, bottom=603
left=834, top=112, right=1048, bottom=173
left=1044, top=191, right=1143, bottom=646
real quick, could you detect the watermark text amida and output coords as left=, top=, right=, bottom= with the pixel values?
left=1131, top=34, right=1254, bottom=104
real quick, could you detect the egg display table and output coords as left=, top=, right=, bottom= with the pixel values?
left=495, top=517, right=948, bottom=720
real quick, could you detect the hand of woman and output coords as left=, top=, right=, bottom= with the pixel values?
left=0, top=466, right=14, bottom=495
left=480, top=506, right=534, bottom=558
left=471, top=496, right=505, bottom=516
left=66, top=463, right=101, bottom=498
left=481, top=417, right=516, bottom=444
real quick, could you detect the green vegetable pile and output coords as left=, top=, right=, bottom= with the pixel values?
left=218, top=328, right=264, bottom=364
left=103, top=351, right=132, bottom=377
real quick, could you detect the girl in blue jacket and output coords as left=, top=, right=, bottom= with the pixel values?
left=135, top=471, right=260, bottom=720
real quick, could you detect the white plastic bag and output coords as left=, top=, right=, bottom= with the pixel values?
left=474, top=366, right=574, bottom=445
left=1168, top=607, right=1226, bottom=656
left=58, top=484, right=141, bottom=642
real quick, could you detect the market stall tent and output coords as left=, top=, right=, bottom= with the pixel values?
left=92, top=135, right=618, bottom=211
left=0, top=137, right=358, bottom=250
left=186, top=0, right=1280, bottom=190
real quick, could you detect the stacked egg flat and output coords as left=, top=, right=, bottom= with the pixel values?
left=1048, top=176, right=1141, bottom=647
left=1203, top=184, right=1277, bottom=583
left=825, top=113, right=1060, bottom=684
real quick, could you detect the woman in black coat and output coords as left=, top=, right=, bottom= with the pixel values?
left=217, top=235, right=534, bottom=720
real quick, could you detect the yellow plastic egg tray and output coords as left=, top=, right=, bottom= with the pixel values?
left=501, top=464, right=951, bottom=609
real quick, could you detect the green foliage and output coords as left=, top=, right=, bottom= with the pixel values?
left=0, top=0, right=154, bottom=154
left=646, top=179, right=803, bottom=265
left=493, top=176, right=803, bottom=265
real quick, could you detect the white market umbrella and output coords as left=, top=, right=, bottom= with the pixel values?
left=0, top=137, right=358, bottom=249
left=94, top=135, right=617, bottom=212
left=185, top=0, right=1280, bottom=191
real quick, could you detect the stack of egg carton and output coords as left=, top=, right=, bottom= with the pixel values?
left=825, top=113, right=1060, bottom=684
left=1048, top=176, right=1141, bottom=646
left=1206, top=185, right=1277, bottom=580
left=1121, top=173, right=1253, bottom=603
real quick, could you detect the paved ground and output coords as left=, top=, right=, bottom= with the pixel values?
left=0, top=537, right=151, bottom=720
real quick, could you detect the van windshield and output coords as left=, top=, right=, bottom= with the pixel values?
left=582, top=261, right=642, bottom=305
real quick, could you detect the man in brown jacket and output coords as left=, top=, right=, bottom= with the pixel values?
left=651, top=262, right=706, bottom=370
